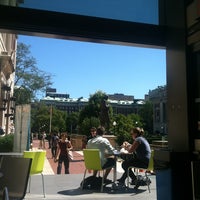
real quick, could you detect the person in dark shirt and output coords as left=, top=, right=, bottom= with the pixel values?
left=117, top=127, right=151, bottom=185
left=51, top=133, right=59, bottom=158
left=55, top=132, right=72, bottom=174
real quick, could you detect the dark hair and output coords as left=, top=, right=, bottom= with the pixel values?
left=96, top=126, right=105, bottom=136
left=61, top=132, right=67, bottom=138
left=131, top=127, right=144, bottom=136
left=90, top=127, right=96, bottom=132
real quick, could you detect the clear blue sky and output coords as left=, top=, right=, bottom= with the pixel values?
left=18, top=35, right=166, bottom=99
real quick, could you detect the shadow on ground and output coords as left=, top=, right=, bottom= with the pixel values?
left=57, top=185, right=148, bottom=196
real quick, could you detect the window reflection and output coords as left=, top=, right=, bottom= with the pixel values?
left=2, top=0, right=159, bottom=25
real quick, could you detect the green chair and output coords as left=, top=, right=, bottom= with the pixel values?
left=23, top=150, right=46, bottom=198
left=127, top=150, right=154, bottom=192
left=81, top=149, right=114, bottom=192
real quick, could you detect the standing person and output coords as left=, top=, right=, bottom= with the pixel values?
left=55, top=132, right=72, bottom=174
left=87, top=126, right=116, bottom=183
left=38, top=132, right=43, bottom=149
left=47, top=132, right=52, bottom=149
left=51, top=133, right=59, bottom=158
left=41, top=131, right=46, bottom=149
left=117, top=127, right=151, bottom=186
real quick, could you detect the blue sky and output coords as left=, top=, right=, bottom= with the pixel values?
left=18, top=35, right=166, bottom=99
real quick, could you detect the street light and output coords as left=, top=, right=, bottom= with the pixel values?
left=113, top=121, right=117, bottom=135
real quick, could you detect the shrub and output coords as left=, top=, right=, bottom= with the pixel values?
left=0, top=134, right=14, bottom=152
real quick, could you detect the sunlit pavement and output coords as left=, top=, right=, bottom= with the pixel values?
left=24, top=173, right=157, bottom=200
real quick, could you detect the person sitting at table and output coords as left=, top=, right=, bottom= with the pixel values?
left=87, top=126, right=116, bottom=184
left=117, top=127, right=151, bottom=186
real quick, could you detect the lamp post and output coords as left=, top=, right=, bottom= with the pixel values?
left=113, top=121, right=117, bottom=135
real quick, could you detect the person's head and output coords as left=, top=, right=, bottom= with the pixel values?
left=96, top=126, right=105, bottom=136
left=130, top=127, right=144, bottom=139
left=90, top=127, right=97, bottom=137
left=60, top=132, right=67, bottom=140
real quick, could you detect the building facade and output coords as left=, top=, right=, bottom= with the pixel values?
left=0, top=33, right=17, bottom=134
left=0, top=0, right=19, bottom=134
left=148, top=85, right=167, bottom=135
left=41, top=89, right=145, bottom=116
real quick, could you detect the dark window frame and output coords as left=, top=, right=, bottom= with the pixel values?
left=0, top=5, right=166, bottom=48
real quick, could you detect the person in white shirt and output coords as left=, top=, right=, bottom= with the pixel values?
left=87, top=126, right=115, bottom=183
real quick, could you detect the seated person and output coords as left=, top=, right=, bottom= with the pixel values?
left=117, top=127, right=151, bottom=185
left=87, top=126, right=116, bottom=184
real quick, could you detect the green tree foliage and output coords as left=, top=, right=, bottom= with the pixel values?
left=14, top=87, right=32, bottom=105
left=113, top=113, right=143, bottom=145
left=113, top=114, right=132, bottom=145
left=31, top=103, right=66, bottom=133
left=51, top=108, right=66, bottom=133
left=79, top=117, right=100, bottom=137
left=66, top=112, right=79, bottom=134
left=15, top=42, right=53, bottom=104
left=138, top=101, right=153, bottom=134
left=0, top=134, right=14, bottom=152
left=79, top=91, right=111, bottom=132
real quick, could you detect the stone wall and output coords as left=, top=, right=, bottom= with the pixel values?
left=70, top=134, right=117, bottom=150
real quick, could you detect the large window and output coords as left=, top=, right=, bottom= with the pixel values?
left=10, top=0, right=159, bottom=25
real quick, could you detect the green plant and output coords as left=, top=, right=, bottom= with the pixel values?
left=0, top=134, right=14, bottom=152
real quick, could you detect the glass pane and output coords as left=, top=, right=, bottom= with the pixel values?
left=8, top=0, right=159, bottom=24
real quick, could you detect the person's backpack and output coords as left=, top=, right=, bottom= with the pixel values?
left=80, top=176, right=102, bottom=190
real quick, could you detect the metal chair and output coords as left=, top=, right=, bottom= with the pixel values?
left=23, top=150, right=46, bottom=198
left=127, top=150, right=154, bottom=192
left=0, top=156, right=32, bottom=200
left=81, top=149, right=114, bottom=192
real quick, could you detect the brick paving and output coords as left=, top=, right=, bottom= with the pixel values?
left=32, top=139, right=85, bottom=174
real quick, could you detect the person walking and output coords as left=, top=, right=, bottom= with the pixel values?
left=55, top=132, right=72, bottom=174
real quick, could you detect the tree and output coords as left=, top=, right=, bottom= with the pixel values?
left=31, top=103, right=66, bottom=133
left=15, top=42, right=53, bottom=104
left=79, top=90, right=111, bottom=132
left=79, top=117, right=100, bottom=137
left=113, top=114, right=134, bottom=145
left=139, top=101, right=153, bottom=134
left=66, top=112, right=79, bottom=134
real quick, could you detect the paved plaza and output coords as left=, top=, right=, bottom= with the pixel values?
left=24, top=173, right=157, bottom=200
